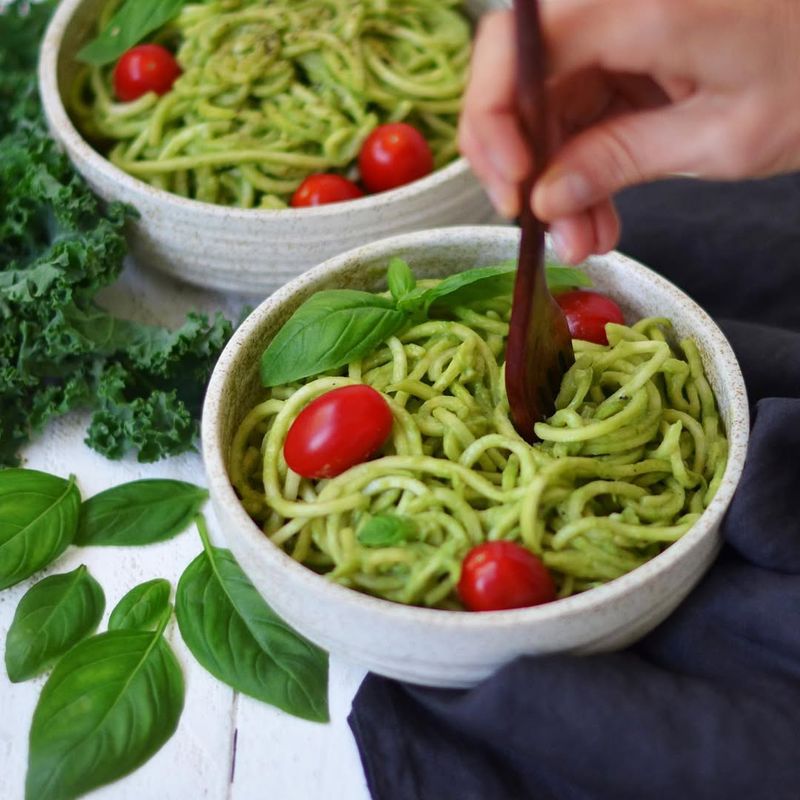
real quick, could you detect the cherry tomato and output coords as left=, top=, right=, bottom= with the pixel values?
left=555, top=290, right=625, bottom=345
left=458, top=541, right=556, bottom=611
left=284, top=385, right=393, bottom=479
left=113, top=44, right=181, bottom=102
left=358, top=123, right=434, bottom=193
left=290, top=174, right=364, bottom=207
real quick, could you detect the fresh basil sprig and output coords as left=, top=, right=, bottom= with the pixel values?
left=77, top=479, right=208, bottom=546
left=0, top=468, right=332, bottom=795
left=0, top=469, right=81, bottom=590
left=175, top=515, right=329, bottom=722
left=358, top=514, right=417, bottom=548
left=4, top=565, right=105, bottom=683
left=108, top=578, right=171, bottom=632
left=77, top=0, right=186, bottom=67
left=260, top=259, right=591, bottom=388
left=25, top=603, right=184, bottom=800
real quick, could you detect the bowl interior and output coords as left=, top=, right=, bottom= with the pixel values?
left=48, top=0, right=509, bottom=214
left=55, top=0, right=107, bottom=100
left=204, top=226, right=749, bottom=619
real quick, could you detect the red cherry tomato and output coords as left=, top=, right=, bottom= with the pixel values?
left=458, top=541, right=556, bottom=611
left=284, top=385, right=393, bottom=479
left=358, top=123, right=434, bottom=193
left=290, top=174, right=364, bottom=207
left=113, top=44, right=181, bottom=102
left=555, top=290, right=625, bottom=345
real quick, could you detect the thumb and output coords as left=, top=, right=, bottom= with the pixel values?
left=531, top=102, right=727, bottom=221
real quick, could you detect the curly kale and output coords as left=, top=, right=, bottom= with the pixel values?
left=0, top=1, right=233, bottom=465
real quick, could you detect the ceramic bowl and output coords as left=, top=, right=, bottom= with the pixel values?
left=202, top=226, right=750, bottom=687
left=38, top=0, right=506, bottom=295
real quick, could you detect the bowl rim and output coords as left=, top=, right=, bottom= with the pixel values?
left=39, top=0, right=474, bottom=220
left=201, top=225, right=750, bottom=629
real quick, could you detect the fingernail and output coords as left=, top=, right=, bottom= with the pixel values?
left=550, top=226, right=572, bottom=263
left=537, top=171, right=593, bottom=216
left=487, top=184, right=519, bottom=219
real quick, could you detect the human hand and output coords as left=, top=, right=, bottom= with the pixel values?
left=459, top=0, right=800, bottom=263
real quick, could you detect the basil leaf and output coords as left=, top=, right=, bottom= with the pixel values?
left=26, top=619, right=184, bottom=800
left=77, top=479, right=208, bottom=546
left=545, top=263, right=594, bottom=292
left=424, top=261, right=592, bottom=312
left=358, top=514, right=417, bottom=547
left=260, top=290, right=408, bottom=388
left=175, top=517, right=328, bottom=722
left=425, top=262, right=517, bottom=312
left=77, top=0, right=186, bottom=67
left=4, top=565, right=105, bottom=683
left=109, top=578, right=171, bottom=632
left=387, top=258, right=416, bottom=302
left=0, top=469, right=80, bottom=590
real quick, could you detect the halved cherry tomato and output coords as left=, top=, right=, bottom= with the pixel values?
left=458, top=541, right=556, bottom=611
left=284, top=385, right=393, bottom=479
left=358, top=123, right=434, bottom=193
left=555, top=290, right=625, bottom=345
left=290, top=174, right=364, bottom=207
left=113, top=44, right=181, bottom=102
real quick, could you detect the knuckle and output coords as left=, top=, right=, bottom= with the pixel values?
left=715, top=103, right=771, bottom=177
left=590, top=124, right=647, bottom=190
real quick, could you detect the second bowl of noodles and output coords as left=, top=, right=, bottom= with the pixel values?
left=39, top=0, right=505, bottom=294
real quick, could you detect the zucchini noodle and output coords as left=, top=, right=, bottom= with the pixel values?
left=69, top=0, right=471, bottom=207
left=231, top=286, right=728, bottom=609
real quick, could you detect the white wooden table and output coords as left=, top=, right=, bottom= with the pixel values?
left=0, top=259, right=372, bottom=800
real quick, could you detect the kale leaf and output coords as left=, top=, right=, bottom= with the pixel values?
left=0, top=1, right=233, bottom=465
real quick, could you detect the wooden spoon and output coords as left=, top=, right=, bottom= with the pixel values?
left=505, top=0, right=575, bottom=442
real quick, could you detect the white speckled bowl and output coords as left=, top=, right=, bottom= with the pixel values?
left=38, top=0, right=506, bottom=295
left=202, top=226, right=749, bottom=687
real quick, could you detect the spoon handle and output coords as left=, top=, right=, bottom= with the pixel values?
left=509, top=0, right=549, bottom=383
left=505, top=0, right=574, bottom=441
